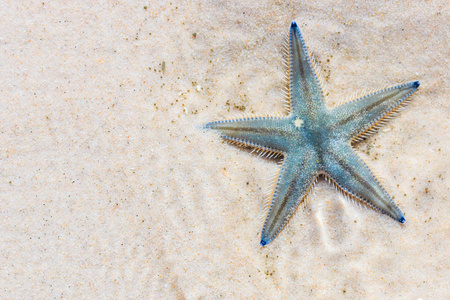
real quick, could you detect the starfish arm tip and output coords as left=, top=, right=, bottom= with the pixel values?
left=413, top=81, right=420, bottom=88
left=260, top=239, right=268, bottom=246
left=203, top=122, right=214, bottom=129
left=398, top=216, right=406, bottom=223
left=291, top=21, right=298, bottom=28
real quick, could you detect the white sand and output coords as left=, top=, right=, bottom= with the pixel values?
left=0, top=1, right=448, bottom=298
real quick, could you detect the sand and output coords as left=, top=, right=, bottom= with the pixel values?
left=0, top=0, right=448, bottom=298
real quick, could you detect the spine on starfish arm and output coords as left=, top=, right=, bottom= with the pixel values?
left=324, top=171, right=405, bottom=224
left=289, top=23, right=325, bottom=91
left=331, top=81, right=420, bottom=143
left=354, top=81, right=420, bottom=142
left=204, top=114, right=289, bottom=159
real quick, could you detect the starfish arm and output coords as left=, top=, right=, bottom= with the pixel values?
left=331, top=81, right=420, bottom=140
left=323, top=143, right=405, bottom=223
left=260, top=150, right=319, bottom=246
left=288, top=22, right=326, bottom=116
left=205, top=117, right=294, bottom=153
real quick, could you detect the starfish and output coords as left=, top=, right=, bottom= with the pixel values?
left=206, top=22, right=420, bottom=246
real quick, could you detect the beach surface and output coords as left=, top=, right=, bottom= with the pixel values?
left=0, top=0, right=448, bottom=298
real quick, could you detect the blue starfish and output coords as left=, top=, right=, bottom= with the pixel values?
left=206, top=22, right=420, bottom=246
